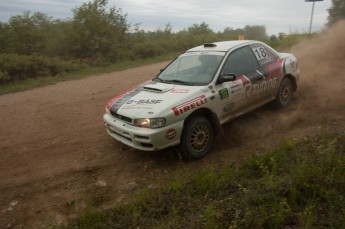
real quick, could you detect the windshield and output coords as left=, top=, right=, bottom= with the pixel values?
left=155, top=52, right=224, bottom=86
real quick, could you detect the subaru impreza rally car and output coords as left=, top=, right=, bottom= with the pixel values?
left=103, top=40, right=300, bottom=159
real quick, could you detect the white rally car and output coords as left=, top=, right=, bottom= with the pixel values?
left=103, top=40, right=300, bottom=159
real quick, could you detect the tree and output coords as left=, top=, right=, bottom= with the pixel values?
left=45, top=19, right=73, bottom=58
left=4, top=12, right=52, bottom=55
left=328, top=0, right=345, bottom=25
left=66, top=0, right=128, bottom=63
left=0, top=22, right=8, bottom=53
left=243, top=25, right=267, bottom=41
left=221, top=27, right=245, bottom=40
left=188, top=22, right=213, bottom=35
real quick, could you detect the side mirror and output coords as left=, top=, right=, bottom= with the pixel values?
left=221, top=73, right=237, bottom=82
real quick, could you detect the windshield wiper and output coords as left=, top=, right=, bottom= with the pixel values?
left=153, top=78, right=194, bottom=86
left=153, top=77, right=170, bottom=84
left=167, top=79, right=194, bottom=86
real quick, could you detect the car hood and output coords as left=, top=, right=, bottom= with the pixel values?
left=107, top=81, right=207, bottom=120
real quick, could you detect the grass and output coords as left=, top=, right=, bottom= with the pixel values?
left=63, top=132, right=345, bottom=229
left=0, top=52, right=179, bottom=95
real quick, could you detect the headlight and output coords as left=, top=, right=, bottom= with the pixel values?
left=134, top=118, right=166, bottom=128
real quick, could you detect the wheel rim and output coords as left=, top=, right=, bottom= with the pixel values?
left=189, top=124, right=210, bottom=152
left=280, top=81, right=292, bottom=103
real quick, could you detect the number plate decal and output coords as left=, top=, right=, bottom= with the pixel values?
left=253, top=46, right=267, bottom=60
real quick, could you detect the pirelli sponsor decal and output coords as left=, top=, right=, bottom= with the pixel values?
left=171, top=95, right=207, bottom=116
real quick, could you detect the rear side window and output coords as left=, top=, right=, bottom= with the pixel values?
left=250, top=43, right=279, bottom=66
left=221, top=46, right=259, bottom=77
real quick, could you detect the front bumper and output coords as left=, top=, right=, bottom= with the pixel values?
left=103, top=113, right=184, bottom=151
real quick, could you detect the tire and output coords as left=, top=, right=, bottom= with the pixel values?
left=180, top=116, right=214, bottom=160
left=273, top=77, right=294, bottom=108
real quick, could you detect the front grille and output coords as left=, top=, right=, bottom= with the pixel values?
left=109, top=128, right=132, bottom=142
left=134, top=135, right=149, bottom=140
left=141, top=143, right=153, bottom=148
left=110, top=110, right=132, bottom=123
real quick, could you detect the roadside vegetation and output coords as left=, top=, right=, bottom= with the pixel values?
left=0, top=0, right=307, bottom=95
left=63, top=133, right=345, bottom=228
left=1, top=0, right=344, bottom=93
left=0, top=52, right=179, bottom=95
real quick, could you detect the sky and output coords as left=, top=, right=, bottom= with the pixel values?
left=0, top=0, right=333, bottom=35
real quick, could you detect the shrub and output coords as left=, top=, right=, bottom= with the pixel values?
left=0, top=54, right=83, bottom=84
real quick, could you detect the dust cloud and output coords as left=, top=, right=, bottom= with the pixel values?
left=221, top=21, right=345, bottom=146
left=290, top=19, right=345, bottom=109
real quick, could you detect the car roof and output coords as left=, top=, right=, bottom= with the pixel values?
left=187, top=40, right=255, bottom=52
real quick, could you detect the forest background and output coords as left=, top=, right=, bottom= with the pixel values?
left=0, top=0, right=343, bottom=86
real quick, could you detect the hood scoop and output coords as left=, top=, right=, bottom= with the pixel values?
left=143, top=84, right=174, bottom=93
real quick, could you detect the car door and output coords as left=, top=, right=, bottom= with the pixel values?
left=214, top=46, right=263, bottom=120
left=249, top=43, right=282, bottom=101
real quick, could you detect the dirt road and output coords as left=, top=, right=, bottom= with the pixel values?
left=1, top=22, right=344, bottom=228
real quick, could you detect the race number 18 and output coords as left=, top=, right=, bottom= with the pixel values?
left=253, top=46, right=267, bottom=60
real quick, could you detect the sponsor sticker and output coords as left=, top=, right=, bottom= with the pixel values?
left=171, top=89, right=189, bottom=93
left=231, top=88, right=241, bottom=94
left=109, top=81, right=154, bottom=114
left=126, top=99, right=162, bottom=105
left=171, top=95, right=207, bottom=116
left=218, top=88, right=229, bottom=100
left=223, top=103, right=235, bottom=113
left=165, top=129, right=177, bottom=140
left=230, top=80, right=242, bottom=88
left=240, top=76, right=277, bottom=97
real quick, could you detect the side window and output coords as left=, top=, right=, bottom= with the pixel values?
left=250, top=43, right=279, bottom=66
left=222, top=46, right=259, bottom=77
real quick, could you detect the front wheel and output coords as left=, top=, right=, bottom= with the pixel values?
left=180, top=116, right=214, bottom=160
left=273, top=77, right=294, bottom=108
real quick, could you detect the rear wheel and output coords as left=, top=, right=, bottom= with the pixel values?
left=180, top=116, right=214, bottom=160
left=274, top=77, right=294, bottom=108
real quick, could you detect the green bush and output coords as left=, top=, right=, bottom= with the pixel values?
left=131, top=42, right=164, bottom=59
left=0, top=54, right=83, bottom=84
left=0, top=71, right=10, bottom=83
